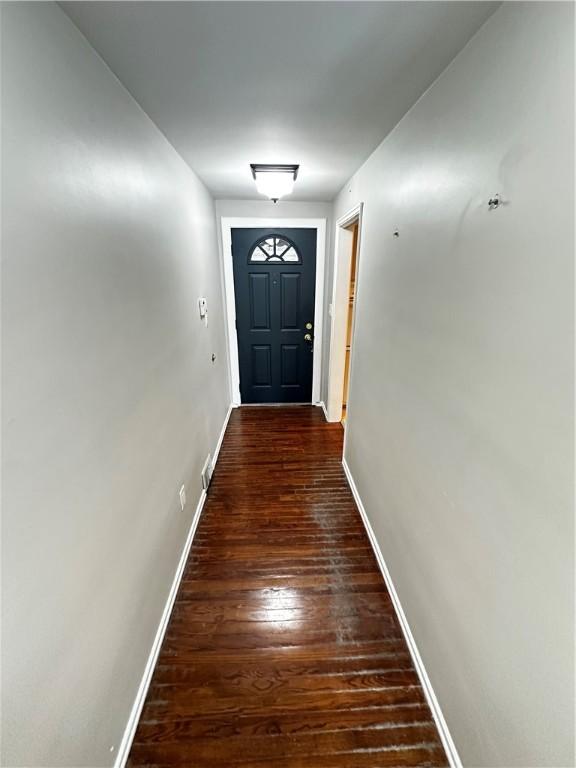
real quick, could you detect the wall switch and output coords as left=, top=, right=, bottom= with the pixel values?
left=179, top=484, right=186, bottom=511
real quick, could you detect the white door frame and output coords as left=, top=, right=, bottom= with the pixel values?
left=220, top=217, right=326, bottom=406
left=326, top=203, right=363, bottom=423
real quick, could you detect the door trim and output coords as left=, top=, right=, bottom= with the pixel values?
left=221, top=217, right=326, bottom=405
left=326, top=203, right=363, bottom=423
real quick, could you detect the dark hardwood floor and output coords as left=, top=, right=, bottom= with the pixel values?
left=128, top=406, right=448, bottom=767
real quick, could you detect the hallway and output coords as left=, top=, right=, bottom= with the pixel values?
left=3, top=2, right=574, bottom=766
left=128, top=407, right=447, bottom=767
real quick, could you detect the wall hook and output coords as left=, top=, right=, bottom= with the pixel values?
left=488, top=194, right=501, bottom=210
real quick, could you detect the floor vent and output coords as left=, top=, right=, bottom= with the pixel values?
left=201, top=454, right=213, bottom=491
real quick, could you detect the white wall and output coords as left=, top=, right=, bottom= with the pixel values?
left=214, top=199, right=333, bottom=403
left=334, top=3, right=574, bottom=766
left=215, top=199, right=332, bottom=221
left=1, top=4, right=230, bottom=765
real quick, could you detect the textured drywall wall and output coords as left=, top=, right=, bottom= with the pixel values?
left=1, top=3, right=229, bottom=764
left=334, top=3, right=574, bottom=765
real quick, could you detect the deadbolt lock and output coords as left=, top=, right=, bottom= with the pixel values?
left=305, top=322, right=313, bottom=330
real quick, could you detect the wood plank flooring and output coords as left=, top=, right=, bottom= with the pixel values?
left=128, top=406, right=448, bottom=767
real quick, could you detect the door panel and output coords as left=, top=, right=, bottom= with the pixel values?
left=281, top=344, right=300, bottom=386
left=251, top=345, right=272, bottom=387
left=249, top=274, right=270, bottom=329
left=280, top=273, right=301, bottom=330
left=232, top=228, right=317, bottom=403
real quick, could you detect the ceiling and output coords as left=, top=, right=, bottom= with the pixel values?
left=61, top=1, right=498, bottom=201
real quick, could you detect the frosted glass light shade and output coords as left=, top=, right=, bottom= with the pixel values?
left=250, top=164, right=299, bottom=202
left=254, top=171, right=295, bottom=200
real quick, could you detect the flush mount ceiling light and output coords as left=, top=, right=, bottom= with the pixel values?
left=250, top=164, right=299, bottom=203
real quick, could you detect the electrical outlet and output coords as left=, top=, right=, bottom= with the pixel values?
left=179, top=484, right=186, bottom=511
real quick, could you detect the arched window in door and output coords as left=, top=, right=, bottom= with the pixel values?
left=248, top=236, right=301, bottom=263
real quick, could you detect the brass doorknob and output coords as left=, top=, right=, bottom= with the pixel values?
left=304, top=333, right=312, bottom=342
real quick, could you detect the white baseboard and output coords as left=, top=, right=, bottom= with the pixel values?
left=114, top=403, right=233, bottom=768
left=114, top=490, right=205, bottom=768
left=341, top=458, right=462, bottom=768
left=318, top=401, right=329, bottom=421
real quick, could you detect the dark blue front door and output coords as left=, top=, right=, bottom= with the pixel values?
left=232, top=228, right=317, bottom=403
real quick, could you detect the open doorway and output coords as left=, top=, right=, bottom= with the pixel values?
left=341, top=221, right=358, bottom=424
left=326, top=204, right=362, bottom=424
